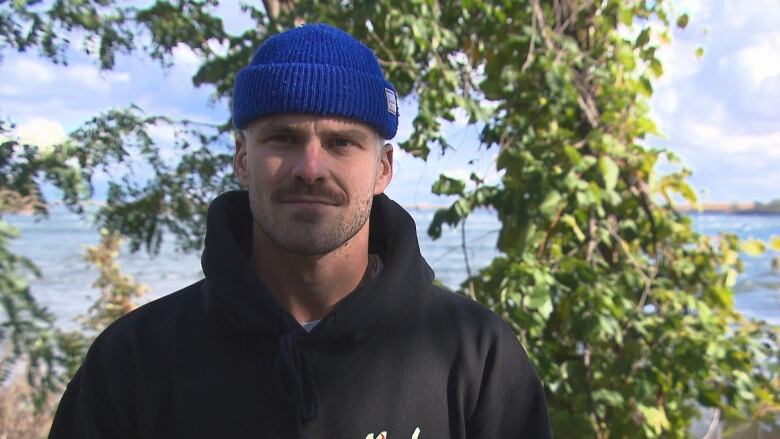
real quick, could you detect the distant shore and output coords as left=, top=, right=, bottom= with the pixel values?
left=406, top=202, right=780, bottom=215
left=678, top=202, right=780, bottom=215
left=5, top=199, right=780, bottom=216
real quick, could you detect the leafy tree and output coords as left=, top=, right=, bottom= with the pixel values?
left=81, top=229, right=147, bottom=334
left=0, top=118, right=92, bottom=406
left=1, top=0, right=778, bottom=436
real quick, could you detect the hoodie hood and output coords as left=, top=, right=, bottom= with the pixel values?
left=201, top=190, right=434, bottom=340
left=200, top=190, right=435, bottom=436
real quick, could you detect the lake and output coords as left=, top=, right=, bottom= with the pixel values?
left=5, top=207, right=780, bottom=327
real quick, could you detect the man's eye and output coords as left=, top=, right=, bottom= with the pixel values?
left=266, top=135, right=296, bottom=145
left=330, top=139, right=356, bottom=148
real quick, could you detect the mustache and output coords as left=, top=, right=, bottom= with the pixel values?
left=271, top=181, right=347, bottom=205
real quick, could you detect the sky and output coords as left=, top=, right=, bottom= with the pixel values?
left=1, top=0, right=779, bottom=206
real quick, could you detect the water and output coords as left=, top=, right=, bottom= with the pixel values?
left=418, top=209, right=780, bottom=326
left=691, top=212, right=780, bottom=324
left=4, top=207, right=779, bottom=327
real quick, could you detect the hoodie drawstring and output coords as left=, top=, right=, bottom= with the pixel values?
left=274, top=332, right=319, bottom=434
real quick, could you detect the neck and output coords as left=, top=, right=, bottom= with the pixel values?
left=250, top=224, right=370, bottom=324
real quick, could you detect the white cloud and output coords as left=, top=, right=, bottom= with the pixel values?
left=393, top=98, right=416, bottom=143
left=680, top=0, right=706, bottom=17
left=0, top=84, right=20, bottom=96
left=12, top=58, right=54, bottom=83
left=171, top=44, right=201, bottom=70
left=688, top=122, right=780, bottom=159
left=653, top=87, right=679, bottom=116
left=14, top=117, right=67, bottom=148
left=721, top=0, right=780, bottom=30
left=451, top=108, right=470, bottom=127
left=147, top=123, right=178, bottom=144
left=730, top=32, right=780, bottom=89
left=2, top=56, right=130, bottom=95
left=64, top=63, right=131, bottom=91
left=207, top=38, right=230, bottom=57
left=656, top=39, right=703, bottom=86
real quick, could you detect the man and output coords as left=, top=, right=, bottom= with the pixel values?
left=50, top=23, right=551, bottom=438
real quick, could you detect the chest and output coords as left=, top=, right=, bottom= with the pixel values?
left=133, top=335, right=468, bottom=439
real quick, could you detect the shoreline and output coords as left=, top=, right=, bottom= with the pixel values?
left=4, top=200, right=779, bottom=216
left=679, top=202, right=780, bottom=216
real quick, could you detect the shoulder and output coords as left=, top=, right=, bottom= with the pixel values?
left=423, top=285, right=517, bottom=341
left=51, top=283, right=206, bottom=438
left=415, top=285, right=531, bottom=372
left=425, top=288, right=551, bottom=432
left=416, top=286, right=549, bottom=432
left=419, top=284, right=538, bottom=383
left=85, top=280, right=205, bottom=362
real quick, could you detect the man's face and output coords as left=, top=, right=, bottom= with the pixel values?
left=234, top=114, right=393, bottom=256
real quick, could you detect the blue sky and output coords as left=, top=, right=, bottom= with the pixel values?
left=1, top=0, right=778, bottom=206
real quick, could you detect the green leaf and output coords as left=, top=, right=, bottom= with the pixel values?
left=676, top=181, right=698, bottom=205
left=563, top=145, right=581, bottom=165
left=635, top=28, right=650, bottom=48
left=539, top=190, right=562, bottom=218
left=676, top=14, right=689, bottom=29
left=619, top=8, right=633, bottom=26
left=593, top=389, right=624, bottom=407
left=638, top=405, right=671, bottom=435
left=526, top=284, right=551, bottom=314
left=725, top=269, right=738, bottom=288
left=617, top=45, right=636, bottom=70
left=598, top=156, right=619, bottom=191
left=697, top=387, right=721, bottom=407
left=561, top=214, right=585, bottom=241
left=741, top=239, right=765, bottom=257
left=431, top=174, right=466, bottom=196
left=649, top=58, right=664, bottom=77
left=695, top=46, right=705, bottom=59
left=536, top=298, right=553, bottom=320
left=454, top=198, right=471, bottom=217
left=711, top=286, right=734, bottom=308
left=722, top=248, right=738, bottom=266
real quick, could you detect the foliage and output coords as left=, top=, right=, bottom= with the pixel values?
left=0, top=0, right=225, bottom=69
left=0, top=118, right=152, bottom=402
left=55, top=229, right=149, bottom=381
left=0, top=119, right=91, bottom=407
left=81, top=229, right=146, bottom=334
left=63, top=108, right=236, bottom=254
left=286, top=1, right=780, bottom=436
left=1, top=0, right=779, bottom=437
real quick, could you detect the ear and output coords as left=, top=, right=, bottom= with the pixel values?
left=373, top=142, right=393, bottom=195
left=234, top=131, right=250, bottom=187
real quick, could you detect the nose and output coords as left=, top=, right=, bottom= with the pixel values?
left=290, top=137, right=327, bottom=185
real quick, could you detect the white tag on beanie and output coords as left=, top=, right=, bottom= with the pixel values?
left=385, top=88, right=398, bottom=115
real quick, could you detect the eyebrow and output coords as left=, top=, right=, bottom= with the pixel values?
left=255, top=123, right=306, bottom=137
left=255, top=123, right=374, bottom=145
left=316, top=128, right=373, bottom=144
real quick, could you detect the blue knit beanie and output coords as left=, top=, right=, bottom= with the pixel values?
left=232, top=23, right=399, bottom=140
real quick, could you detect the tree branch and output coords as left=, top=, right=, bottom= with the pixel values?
left=538, top=205, right=566, bottom=258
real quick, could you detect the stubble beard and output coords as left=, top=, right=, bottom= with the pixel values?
left=248, top=180, right=375, bottom=256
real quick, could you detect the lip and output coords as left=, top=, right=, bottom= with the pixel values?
left=278, top=197, right=338, bottom=206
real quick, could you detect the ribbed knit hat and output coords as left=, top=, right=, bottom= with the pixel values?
left=232, top=23, right=399, bottom=140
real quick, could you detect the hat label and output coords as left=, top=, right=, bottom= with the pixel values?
left=385, top=88, right=398, bottom=115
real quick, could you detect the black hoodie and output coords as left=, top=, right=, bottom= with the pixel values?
left=49, top=191, right=551, bottom=439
